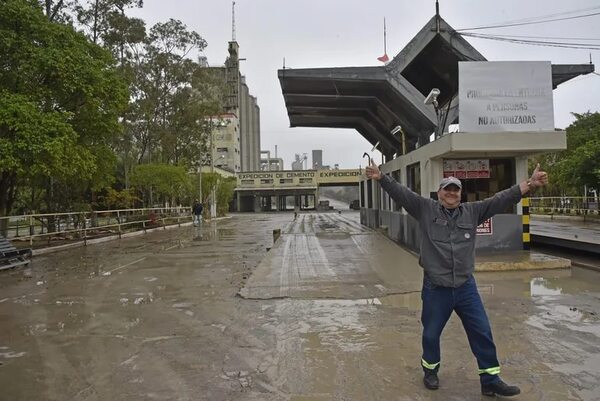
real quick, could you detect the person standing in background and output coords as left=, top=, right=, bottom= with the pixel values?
left=192, top=200, right=203, bottom=227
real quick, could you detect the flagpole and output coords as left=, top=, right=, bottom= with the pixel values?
left=377, top=17, right=389, bottom=63
left=383, top=17, right=387, bottom=55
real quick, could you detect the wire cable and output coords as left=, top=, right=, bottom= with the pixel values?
left=460, top=32, right=600, bottom=50
left=463, top=33, right=600, bottom=42
left=457, top=10, right=600, bottom=31
left=470, top=5, right=600, bottom=27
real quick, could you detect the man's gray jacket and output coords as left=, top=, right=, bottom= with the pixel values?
left=379, top=175, right=523, bottom=288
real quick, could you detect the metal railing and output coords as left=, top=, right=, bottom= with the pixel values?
left=529, top=197, right=599, bottom=218
left=0, top=206, right=192, bottom=250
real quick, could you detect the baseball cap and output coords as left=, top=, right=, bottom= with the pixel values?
left=439, top=176, right=462, bottom=190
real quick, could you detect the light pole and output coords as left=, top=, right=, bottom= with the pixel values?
left=198, top=165, right=202, bottom=206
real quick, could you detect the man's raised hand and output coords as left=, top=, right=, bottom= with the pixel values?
left=366, top=160, right=382, bottom=181
left=530, top=163, right=549, bottom=188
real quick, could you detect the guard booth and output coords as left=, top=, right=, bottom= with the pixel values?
left=361, top=60, right=568, bottom=253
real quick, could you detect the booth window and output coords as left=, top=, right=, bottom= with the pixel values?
left=458, top=158, right=515, bottom=213
left=407, top=162, right=421, bottom=195
left=367, top=180, right=373, bottom=208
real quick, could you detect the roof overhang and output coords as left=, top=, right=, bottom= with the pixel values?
left=278, top=15, right=594, bottom=159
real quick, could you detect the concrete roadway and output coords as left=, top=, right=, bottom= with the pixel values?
left=0, top=212, right=599, bottom=401
left=530, top=215, right=600, bottom=255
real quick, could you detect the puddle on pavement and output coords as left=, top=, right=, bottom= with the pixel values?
left=530, top=277, right=563, bottom=296
left=298, top=300, right=376, bottom=353
left=527, top=269, right=600, bottom=297
left=378, top=292, right=422, bottom=310
left=315, top=232, right=350, bottom=239
left=217, top=228, right=235, bottom=239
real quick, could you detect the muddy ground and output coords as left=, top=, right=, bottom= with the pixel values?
left=0, top=212, right=599, bottom=401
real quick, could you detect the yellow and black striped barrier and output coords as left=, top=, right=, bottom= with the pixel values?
left=522, top=197, right=530, bottom=250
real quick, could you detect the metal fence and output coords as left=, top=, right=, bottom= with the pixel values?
left=529, top=197, right=599, bottom=217
left=0, top=207, right=192, bottom=250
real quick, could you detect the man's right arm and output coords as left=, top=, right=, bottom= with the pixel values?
left=365, top=161, right=426, bottom=218
left=378, top=175, right=426, bottom=219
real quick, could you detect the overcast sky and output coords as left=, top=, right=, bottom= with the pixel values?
left=131, top=0, right=600, bottom=169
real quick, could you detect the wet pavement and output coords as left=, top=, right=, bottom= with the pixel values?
left=1, top=212, right=599, bottom=401
left=531, top=215, right=600, bottom=247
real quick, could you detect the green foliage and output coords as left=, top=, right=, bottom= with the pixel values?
left=101, top=188, right=140, bottom=210
left=0, top=92, right=94, bottom=178
left=74, top=0, right=146, bottom=62
left=130, top=163, right=191, bottom=205
left=0, top=0, right=127, bottom=215
left=198, top=172, right=219, bottom=205
left=2, top=0, right=228, bottom=216
left=216, top=177, right=236, bottom=217
left=38, top=0, right=72, bottom=22
left=74, top=0, right=143, bottom=43
left=538, top=112, right=600, bottom=195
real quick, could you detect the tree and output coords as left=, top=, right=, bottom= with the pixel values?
left=0, top=0, right=128, bottom=219
left=73, top=0, right=145, bottom=62
left=123, top=19, right=219, bottom=168
left=130, top=163, right=192, bottom=206
left=216, top=177, right=236, bottom=217
left=539, top=112, right=600, bottom=195
left=38, top=0, right=70, bottom=22
left=101, top=188, right=140, bottom=209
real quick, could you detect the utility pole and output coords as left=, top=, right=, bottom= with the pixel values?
left=210, top=118, right=217, bottom=219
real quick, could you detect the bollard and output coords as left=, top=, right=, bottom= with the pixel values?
left=522, top=197, right=530, bottom=250
left=273, top=229, right=281, bottom=244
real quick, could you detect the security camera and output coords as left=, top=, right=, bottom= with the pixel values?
left=424, top=88, right=440, bottom=107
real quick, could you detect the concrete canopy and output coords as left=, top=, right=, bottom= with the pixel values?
left=278, top=15, right=595, bottom=160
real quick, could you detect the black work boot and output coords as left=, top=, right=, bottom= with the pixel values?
left=423, top=370, right=439, bottom=390
left=481, top=379, right=521, bottom=397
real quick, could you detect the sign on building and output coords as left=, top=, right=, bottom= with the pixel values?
left=443, top=159, right=490, bottom=179
left=458, top=61, right=554, bottom=133
left=477, top=218, right=493, bottom=235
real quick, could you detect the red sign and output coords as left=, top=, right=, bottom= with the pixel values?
left=443, top=159, right=490, bottom=179
left=476, top=218, right=493, bottom=235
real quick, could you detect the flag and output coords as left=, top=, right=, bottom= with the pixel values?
left=377, top=53, right=389, bottom=63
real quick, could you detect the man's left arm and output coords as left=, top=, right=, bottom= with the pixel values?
left=475, top=163, right=548, bottom=224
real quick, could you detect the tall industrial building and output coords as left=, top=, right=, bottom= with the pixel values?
left=312, top=150, right=323, bottom=169
left=239, top=76, right=260, bottom=171
left=208, top=41, right=261, bottom=172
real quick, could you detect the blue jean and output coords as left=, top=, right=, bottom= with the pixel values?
left=421, top=275, right=501, bottom=385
